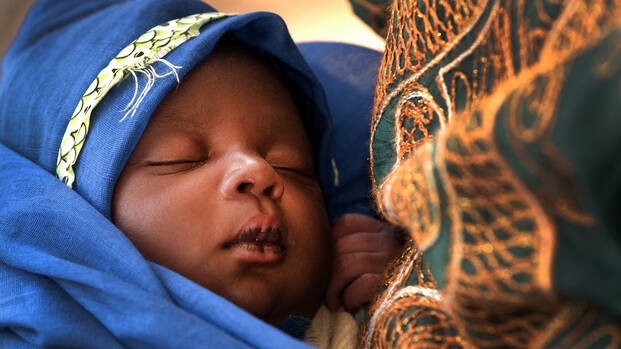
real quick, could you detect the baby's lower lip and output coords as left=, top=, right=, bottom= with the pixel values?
left=228, top=242, right=285, bottom=264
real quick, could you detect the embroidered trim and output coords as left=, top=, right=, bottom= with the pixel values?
left=56, top=12, right=231, bottom=187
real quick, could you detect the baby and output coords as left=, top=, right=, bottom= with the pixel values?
left=112, top=40, right=400, bottom=327
left=0, top=1, right=398, bottom=346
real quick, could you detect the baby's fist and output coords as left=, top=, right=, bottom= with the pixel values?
left=325, top=213, right=402, bottom=312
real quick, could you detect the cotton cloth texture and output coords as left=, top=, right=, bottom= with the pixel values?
left=304, top=305, right=358, bottom=349
left=0, top=0, right=381, bottom=347
left=361, top=0, right=621, bottom=348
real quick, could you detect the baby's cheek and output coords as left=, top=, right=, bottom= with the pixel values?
left=308, top=203, right=332, bottom=278
left=288, top=184, right=330, bottom=246
left=284, top=181, right=330, bottom=238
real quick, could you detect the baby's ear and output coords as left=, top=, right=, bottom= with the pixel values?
left=297, top=42, right=383, bottom=224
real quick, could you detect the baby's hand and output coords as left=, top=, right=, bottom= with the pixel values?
left=325, top=213, right=402, bottom=312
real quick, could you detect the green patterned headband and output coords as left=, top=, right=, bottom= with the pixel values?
left=56, top=12, right=231, bottom=187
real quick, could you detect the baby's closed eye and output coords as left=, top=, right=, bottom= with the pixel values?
left=273, top=165, right=315, bottom=180
left=266, top=147, right=316, bottom=181
left=145, top=159, right=207, bottom=174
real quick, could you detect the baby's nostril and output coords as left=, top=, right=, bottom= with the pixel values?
left=237, top=182, right=251, bottom=193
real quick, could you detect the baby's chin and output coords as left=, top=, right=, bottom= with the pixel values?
left=220, top=278, right=322, bottom=326
left=224, top=282, right=288, bottom=325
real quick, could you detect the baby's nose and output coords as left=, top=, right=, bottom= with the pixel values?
left=220, top=152, right=284, bottom=201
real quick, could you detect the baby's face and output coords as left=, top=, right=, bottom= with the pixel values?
left=112, top=43, right=331, bottom=325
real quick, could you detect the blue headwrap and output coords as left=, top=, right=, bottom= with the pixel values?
left=0, top=0, right=381, bottom=346
left=298, top=42, right=382, bottom=220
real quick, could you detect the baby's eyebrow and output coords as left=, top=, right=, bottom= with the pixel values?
left=150, top=108, right=204, bottom=129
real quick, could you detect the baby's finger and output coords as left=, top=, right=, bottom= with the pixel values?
left=332, top=213, right=384, bottom=238
left=325, top=284, right=342, bottom=311
left=342, top=273, right=382, bottom=312
left=333, top=252, right=391, bottom=284
left=325, top=252, right=389, bottom=311
left=334, top=231, right=401, bottom=255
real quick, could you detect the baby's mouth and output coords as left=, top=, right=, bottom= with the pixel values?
left=223, top=217, right=287, bottom=263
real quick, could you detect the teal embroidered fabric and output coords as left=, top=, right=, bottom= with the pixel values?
left=364, top=0, right=621, bottom=347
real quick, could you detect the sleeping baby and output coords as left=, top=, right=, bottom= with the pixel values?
left=0, top=1, right=398, bottom=347
left=112, top=39, right=400, bottom=344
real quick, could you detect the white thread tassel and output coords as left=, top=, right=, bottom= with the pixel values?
left=120, top=58, right=181, bottom=121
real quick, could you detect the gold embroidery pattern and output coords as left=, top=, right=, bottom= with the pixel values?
left=362, top=242, right=471, bottom=348
left=393, top=83, right=446, bottom=161
left=503, top=0, right=620, bottom=225
left=368, top=0, right=621, bottom=347
left=370, top=0, right=566, bottom=197
left=436, top=17, right=621, bottom=341
left=532, top=304, right=621, bottom=348
left=438, top=104, right=556, bottom=302
left=437, top=100, right=558, bottom=348
left=365, top=291, right=469, bottom=348
left=380, top=142, right=441, bottom=250
left=366, top=242, right=422, bottom=325
left=374, top=0, right=486, bottom=108
left=370, top=0, right=487, bottom=198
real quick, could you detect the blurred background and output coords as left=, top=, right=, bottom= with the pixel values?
left=209, top=0, right=385, bottom=49
left=1, top=0, right=385, bottom=68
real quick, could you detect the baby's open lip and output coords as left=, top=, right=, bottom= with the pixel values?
left=223, top=215, right=287, bottom=263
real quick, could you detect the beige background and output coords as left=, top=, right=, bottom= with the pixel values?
left=0, top=0, right=384, bottom=66
left=207, top=0, right=384, bottom=49
left=1, top=0, right=38, bottom=62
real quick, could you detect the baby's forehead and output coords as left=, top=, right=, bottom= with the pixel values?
left=148, top=44, right=308, bottom=132
left=141, top=48, right=313, bottom=153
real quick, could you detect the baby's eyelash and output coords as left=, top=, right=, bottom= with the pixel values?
left=145, top=159, right=206, bottom=175
left=146, top=160, right=202, bottom=166
left=274, top=166, right=315, bottom=179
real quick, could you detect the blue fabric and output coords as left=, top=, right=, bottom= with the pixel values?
left=298, top=42, right=382, bottom=221
left=278, top=316, right=312, bottom=340
left=0, top=0, right=381, bottom=346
